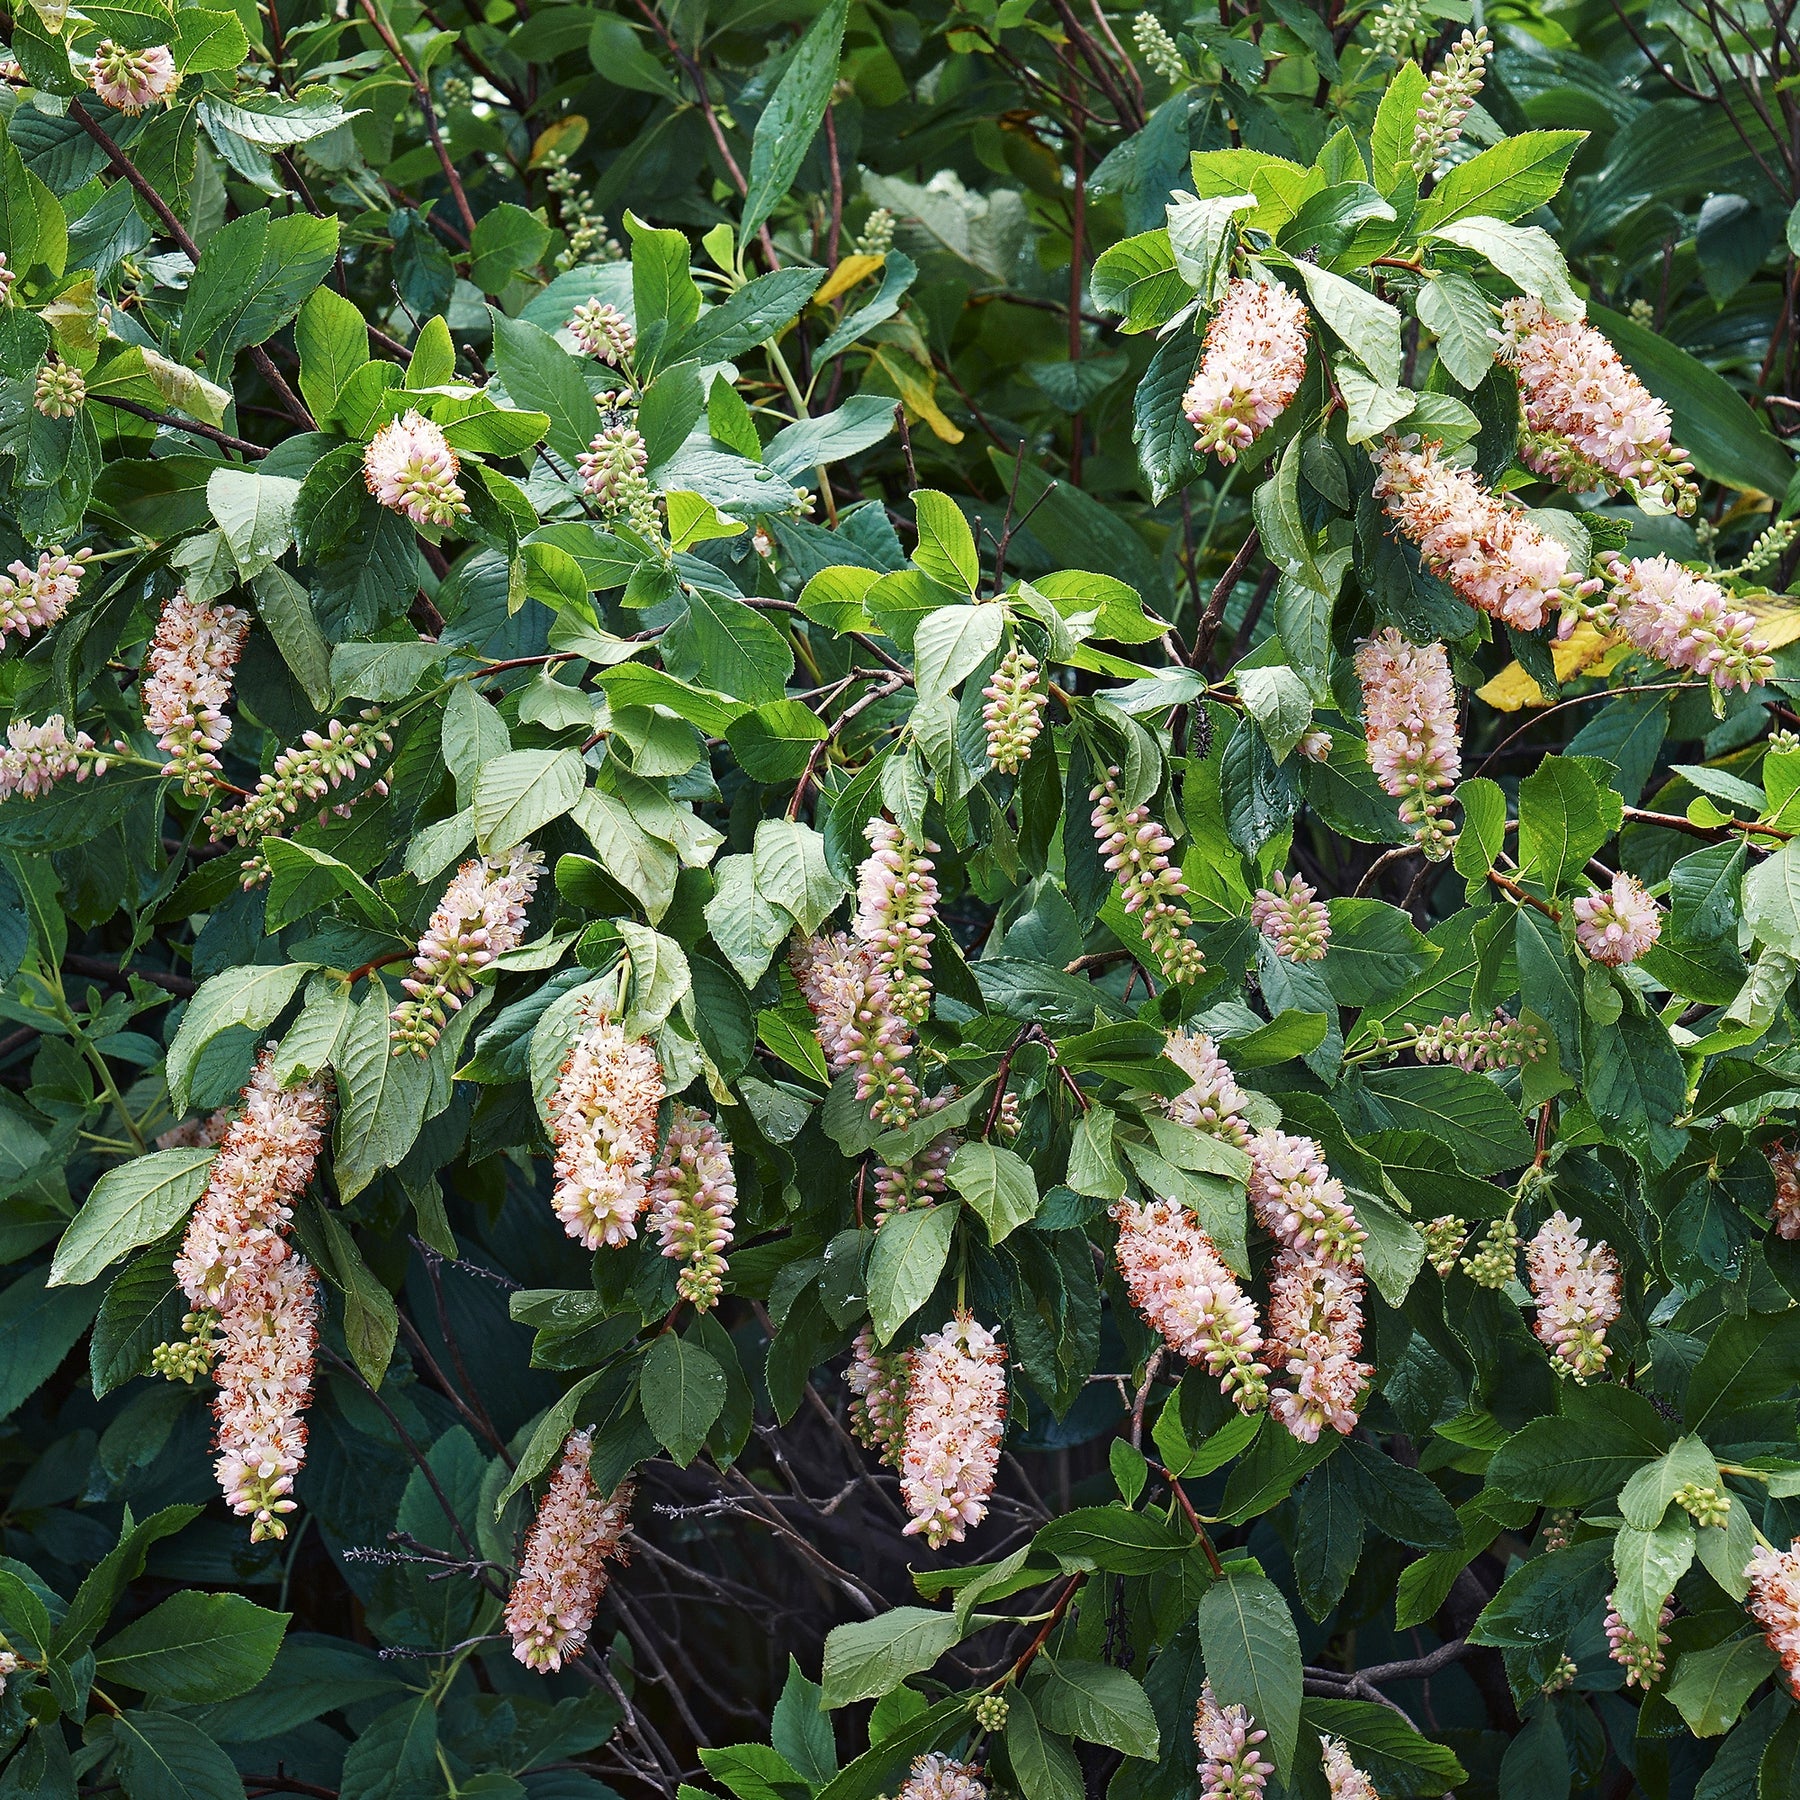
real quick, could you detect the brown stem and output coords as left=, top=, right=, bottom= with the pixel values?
left=61, top=953, right=197, bottom=997
left=1486, top=868, right=1561, bottom=919
left=91, top=394, right=269, bottom=458
left=1192, top=529, right=1263, bottom=668
left=355, top=0, right=478, bottom=238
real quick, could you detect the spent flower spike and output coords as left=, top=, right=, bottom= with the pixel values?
left=1183, top=277, right=1309, bottom=464
left=505, top=1429, right=634, bottom=1672
left=1769, top=1142, right=1800, bottom=1239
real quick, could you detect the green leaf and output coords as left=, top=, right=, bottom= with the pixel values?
left=1517, top=756, right=1622, bottom=895
left=640, top=1333, right=727, bottom=1466
left=1091, top=229, right=1192, bottom=333
left=741, top=0, right=848, bottom=241
left=1358, top=1066, right=1534, bottom=1175
left=946, top=1143, right=1039, bottom=1243
left=910, top=489, right=979, bottom=592
left=1467, top=1536, right=1612, bottom=1650
left=1416, top=271, right=1496, bottom=388
left=328, top=639, right=449, bottom=705
left=91, top=1247, right=185, bottom=1398
left=679, top=268, right=824, bottom=366
left=491, top=308, right=601, bottom=465
left=1195, top=1564, right=1302, bottom=1778
left=752, top=819, right=845, bottom=935
left=294, top=285, right=368, bottom=424
left=112, top=1711, right=245, bottom=1800
left=1489, top=1388, right=1667, bottom=1504
left=772, top=1657, right=837, bottom=1784
left=167, top=963, right=312, bottom=1112
left=333, top=986, right=433, bottom=1203
left=1589, top=302, right=1792, bottom=497
left=1619, top=1436, right=1720, bottom=1529
left=1006, top=1695, right=1084, bottom=1800
left=98, top=1592, right=287, bottom=1701
left=1291, top=262, right=1402, bottom=385
left=913, top=604, right=1004, bottom=704
left=1416, top=131, right=1585, bottom=229
left=1300, top=1699, right=1468, bottom=1796
left=1687, top=1312, right=1800, bottom=1433
left=1032, top=1658, right=1160, bottom=1759
left=1428, top=216, right=1582, bottom=318
left=1668, top=1637, right=1780, bottom=1737
left=866, top=1201, right=958, bottom=1343
left=1320, top=899, right=1435, bottom=1005
left=725, top=701, right=829, bottom=782
left=50, top=1147, right=214, bottom=1288
left=472, top=748, right=587, bottom=854
left=338, top=1692, right=440, bottom=1800
left=1744, top=839, right=1800, bottom=956
left=0, top=1267, right=100, bottom=1419
left=313, top=1207, right=399, bottom=1389
left=1134, top=332, right=1201, bottom=503
left=470, top=202, right=551, bottom=295
left=1613, top=1512, right=1696, bottom=1643
left=1033, top=1506, right=1195, bottom=1574
left=198, top=91, right=361, bottom=146
left=820, top=1606, right=966, bottom=1708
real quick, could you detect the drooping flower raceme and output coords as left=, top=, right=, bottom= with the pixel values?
left=647, top=1104, right=736, bottom=1308
left=1251, top=871, right=1331, bottom=961
left=874, top=1105, right=959, bottom=1220
left=1410, top=28, right=1492, bottom=175
left=568, top=299, right=636, bottom=364
left=982, top=647, right=1046, bottom=773
left=1498, top=298, right=1697, bottom=515
left=1373, top=436, right=1597, bottom=632
left=1750, top=1541, right=1800, bottom=1698
left=856, top=818, right=940, bottom=1026
left=1354, top=628, right=1461, bottom=858
left=390, top=845, right=543, bottom=1053
left=210, top=1258, right=320, bottom=1543
left=1525, top=1210, right=1621, bottom=1380
left=1770, top=1143, right=1800, bottom=1240
left=846, top=1325, right=909, bottom=1467
left=1195, top=1681, right=1273, bottom=1799
left=505, top=1428, right=634, bottom=1672
left=790, top=932, right=870, bottom=1074
left=363, top=410, right=468, bottom=527
left=142, top=591, right=252, bottom=792
left=1266, top=1249, right=1371, bottom=1443
left=1572, top=873, right=1661, bottom=968
left=1605, top=1595, right=1673, bottom=1688
left=1112, top=1198, right=1269, bottom=1412
left=1320, top=1736, right=1381, bottom=1800
left=1134, top=10, right=1186, bottom=81
left=1605, top=554, right=1773, bottom=697
left=1090, top=768, right=1205, bottom=983
left=167, top=1049, right=334, bottom=1539
left=790, top=932, right=922, bottom=1127
left=893, top=1754, right=987, bottom=1800
left=0, top=715, right=110, bottom=801
left=90, top=40, right=179, bottom=111
left=1248, top=1129, right=1366, bottom=1266
left=548, top=1013, right=665, bottom=1250
left=1183, top=276, right=1309, bottom=465
left=0, top=546, right=88, bottom=644
left=172, top=1050, right=334, bottom=1310
left=1163, top=1029, right=1252, bottom=1148
left=899, top=1312, right=1007, bottom=1547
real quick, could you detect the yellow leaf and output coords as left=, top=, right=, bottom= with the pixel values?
left=870, top=348, right=964, bottom=445
left=530, top=116, right=587, bottom=170
left=1745, top=592, right=1800, bottom=650
left=1475, top=623, right=1630, bottom=711
left=814, top=254, right=883, bottom=308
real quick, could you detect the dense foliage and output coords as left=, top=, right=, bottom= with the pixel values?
left=8, top=0, right=1800, bottom=1796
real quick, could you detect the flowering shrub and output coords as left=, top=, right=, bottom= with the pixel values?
left=5, top=0, right=1800, bottom=1797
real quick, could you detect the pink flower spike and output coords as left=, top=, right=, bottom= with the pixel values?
left=1251, top=870, right=1331, bottom=961
left=1248, top=1129, right=1366, bottom=1266
left=1749, top=1539, right=1800, bottom=1697
left=142, top=590, right=251, bottom=794
left=1572, top=872, right=1660, bottom=968
left=1605, top=1593, right=1673, bottom=1688
left=547, top=1011, right=665, bottom=1250
left=846, top=1324, right=909, bottom=1468
left=1090, top=768, right=1204, bottom=984
left=1183, top=277, right=1309, bottom=465
left=0, top=545, right=89, bottom=643
left=647, top=1103, right=736, bottom=1308
left=1266, top=1248, right=1370, bottom=1443
left=1525, top=1210, right=1621, bottom=1381
left=0, top=714, right=108, bottom=800
left=1770, top=1142, right=1800, bottom=1240
left=899, top=1312, right=1007, bottom=1547
left=1320, top=1735, right=1381, bottom=1800
left=505, top=1429, right=634, bottom=1672
left=363, top=410, right=468, bottom=527
left=90, top=40, right=179, bottom=112
left=1162, top=1029, right=1252, bottom=1148
left=1605, top=554, right=1773, bottom=698
left=1194, top=1680, right=1273, bottom=1799
left=894, top=1754, right=987, bottom=1800
left=1353, top=628, right=1461, bottom=859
